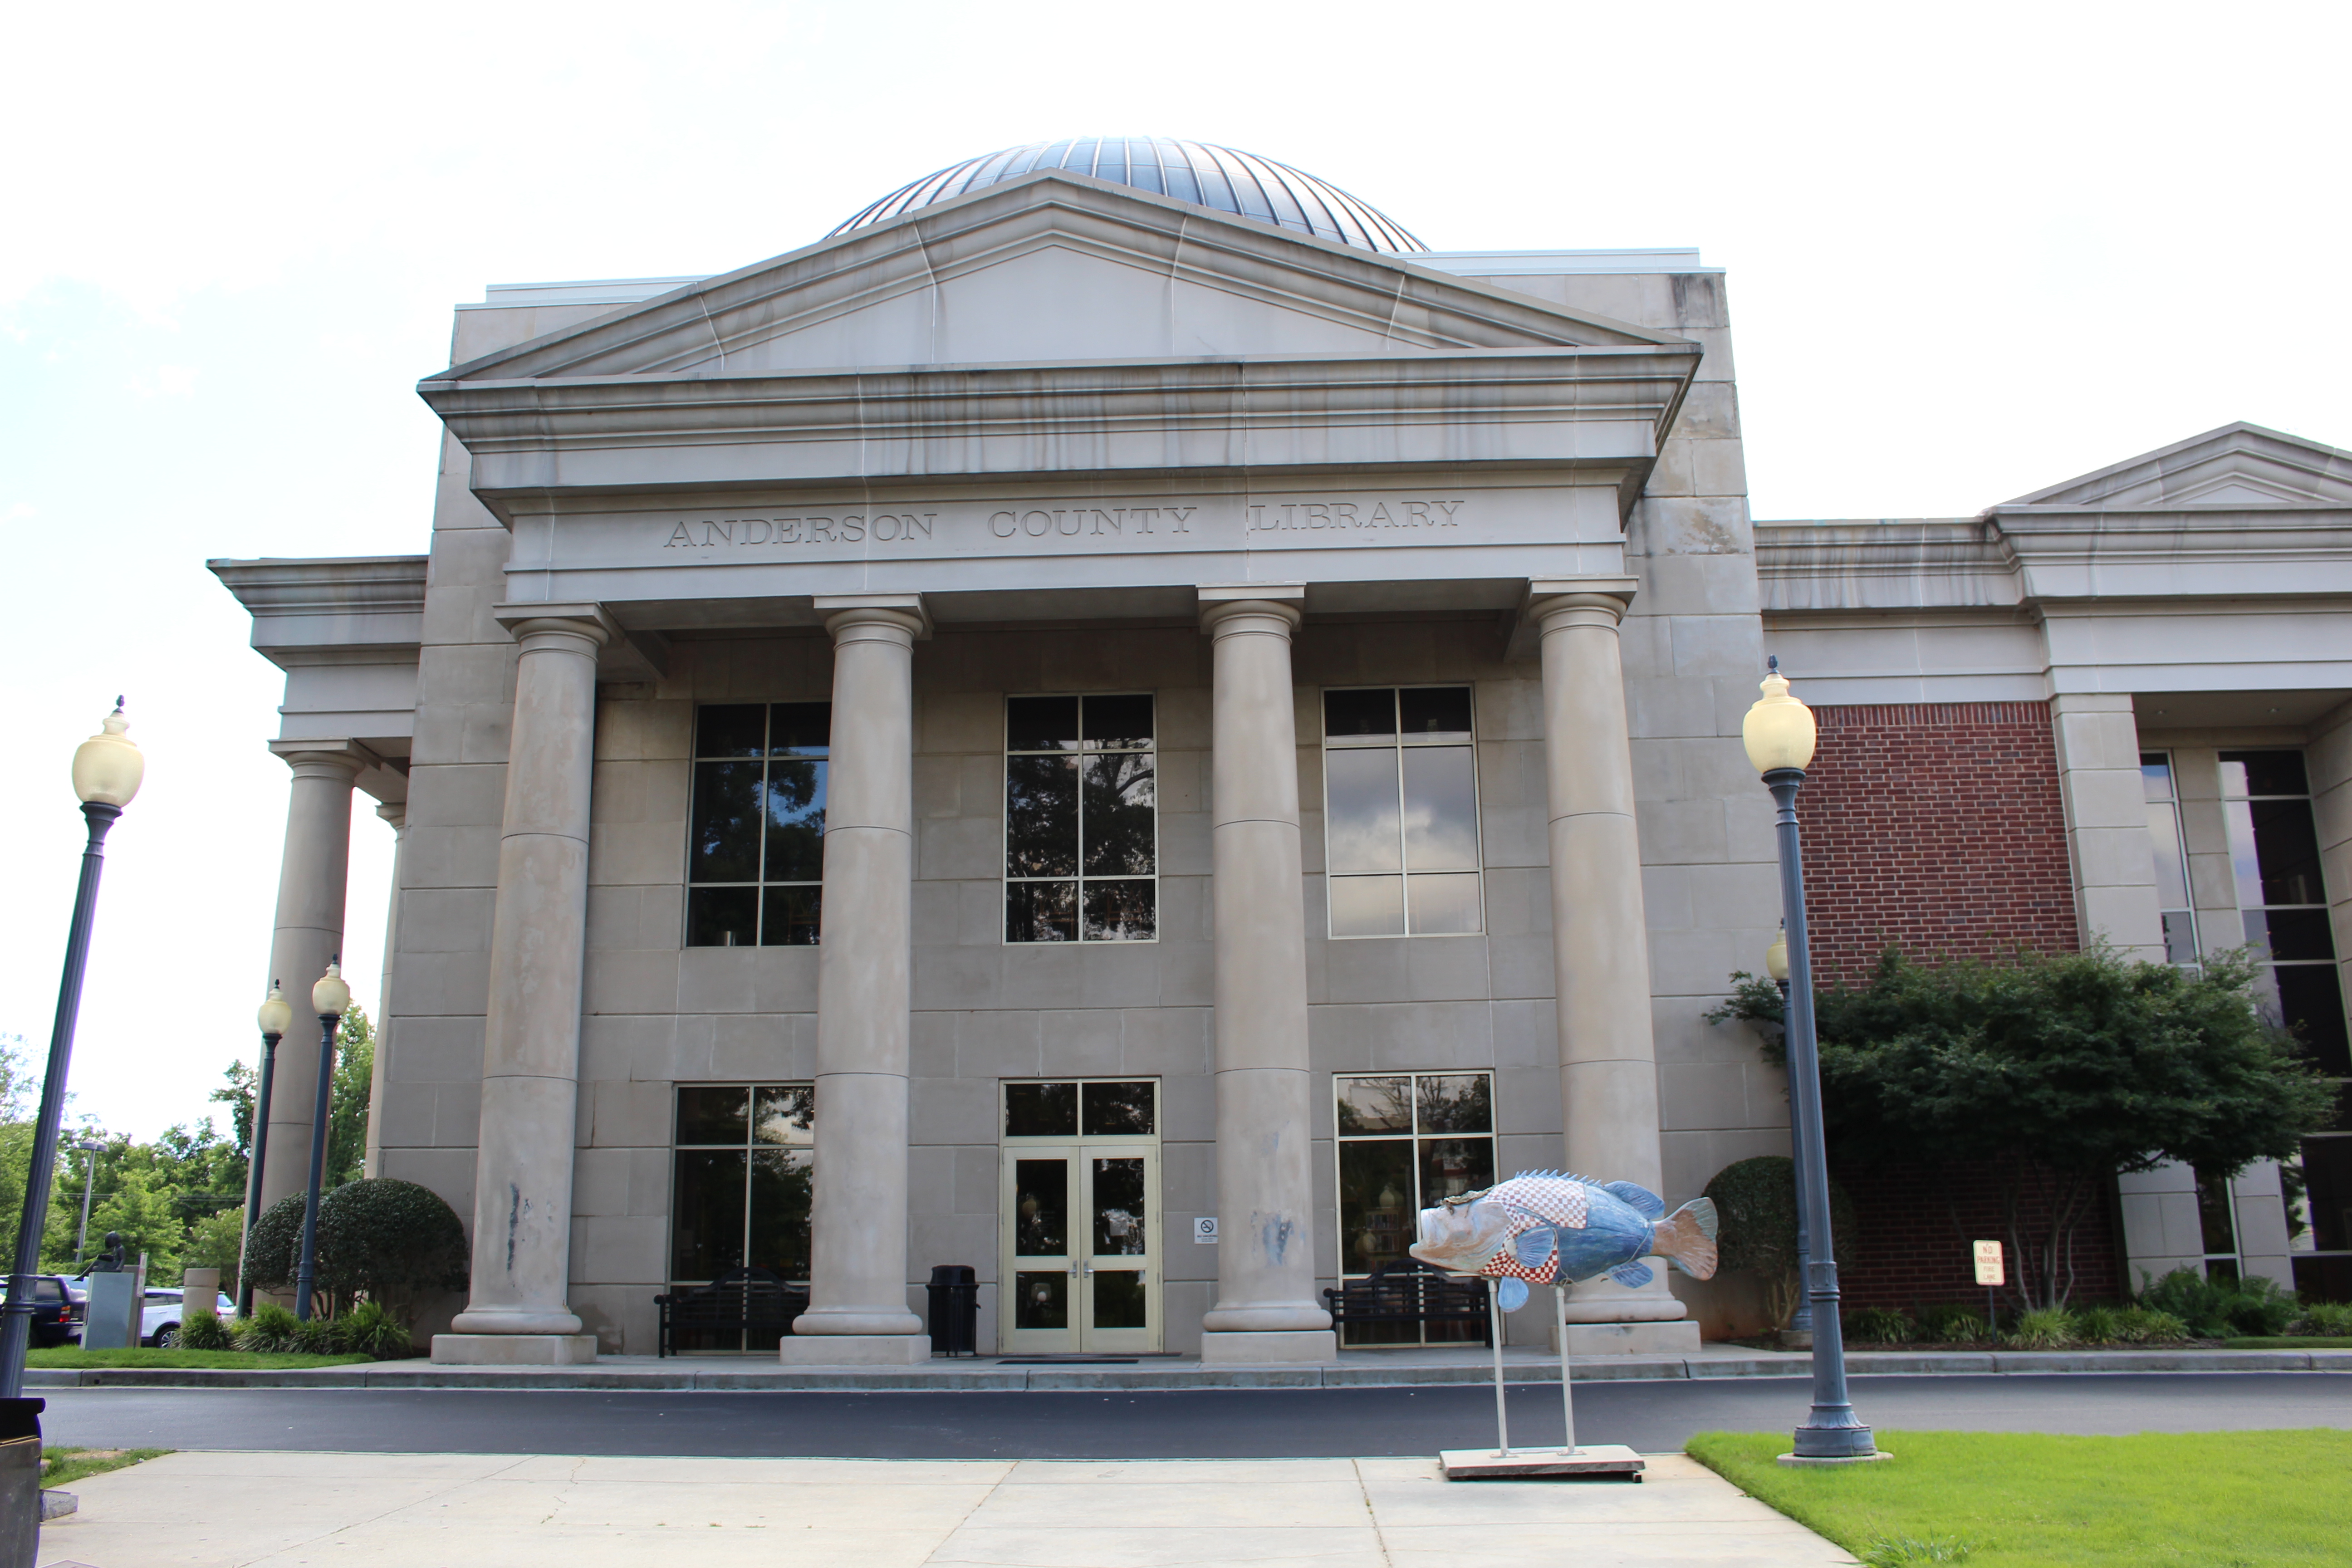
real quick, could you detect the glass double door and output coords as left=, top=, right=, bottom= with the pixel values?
left=1000, top=1079, right=1161, bottom=1353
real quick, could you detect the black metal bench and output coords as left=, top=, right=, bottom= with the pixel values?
left=655, top=1268, right=809, bottom=1356
left=1323, top=1259, right=1492, bottom=1345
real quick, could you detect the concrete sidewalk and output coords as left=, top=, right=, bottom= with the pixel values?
left=37, top=1450, right=1857, bottom=1567
left=26, top=1343, right=2352, bottom=1391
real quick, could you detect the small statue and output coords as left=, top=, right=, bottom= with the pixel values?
left=1408, top=1171, right=1719, bottom=1311
left=85, top=1232, right=127, bottom=1273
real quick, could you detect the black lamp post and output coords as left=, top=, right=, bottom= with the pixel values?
left=0, top=702, right=145, bottom=1402
left=1765, top=926, right=1814, bottom=1344
left=1743, top=659, right=1880, bottom=1465
left=293, top=962, right=350, bottom=1322
left=237, top=984, right=294, bottom=1318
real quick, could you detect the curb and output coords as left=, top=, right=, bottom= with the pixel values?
left=26, top=1348, right=2352, bottom=1392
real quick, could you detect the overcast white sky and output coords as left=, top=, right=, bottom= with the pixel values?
left=3, top=0, right=2346, bottom=1139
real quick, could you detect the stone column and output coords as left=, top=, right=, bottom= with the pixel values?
left=435, top=606, right=611, bottom=1366
left=780, top=595, right=931, bottom=1364
left=1198, top=587, right=1336, bottom=1365
left=252, top=742, right=368, bottom=1219
left=2049, top=691, right=2166, bottom=960
left=363, top=800, right=407, bottom=1179
left=1531, top=588, right=1695, bottom=1348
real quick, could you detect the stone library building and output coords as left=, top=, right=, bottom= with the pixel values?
left=211, top=138, right=2352, bottom=1363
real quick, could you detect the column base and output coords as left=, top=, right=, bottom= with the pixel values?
left=1199, top=1329, right=1339, bottom=1365
left=778, top=1334, right=932, bottom=1366
left=1551, top=1320, right=1703, bottom=1356
left=431, top=1333, right=599, bottom=1365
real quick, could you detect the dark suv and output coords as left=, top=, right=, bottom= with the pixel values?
left=25, top=1276, right=84, bottom=1348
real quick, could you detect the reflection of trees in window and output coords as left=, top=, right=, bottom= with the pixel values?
left=685, top=704, right=830, bottom=946
left=1323, top=687, right=1482, bottom=938
left=1333, top=1069, right=1496, bottom=1345
left=1005, top=695, right=1156, bottom=942
left=669, top=1082, right=815, bottom=1352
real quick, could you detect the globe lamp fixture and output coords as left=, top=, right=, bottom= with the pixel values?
left=256, top=983, right=294, bottom=1039
left=1742, top=659, right=1817, bottom=777
left=1765, top=927, right=1789, bottom=984
left=311, top=962, right=351, bottom=1019
left=71, top=700, right=145, bottom=808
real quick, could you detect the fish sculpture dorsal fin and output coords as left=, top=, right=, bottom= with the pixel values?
left=1604, top=1181, right=1666, bottom=1220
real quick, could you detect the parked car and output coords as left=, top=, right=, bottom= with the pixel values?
left=141, top=1287, right=237, bottom=1348
left=24, top=1276, right=85, bottom=1348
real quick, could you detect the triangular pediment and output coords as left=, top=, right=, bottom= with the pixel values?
left=2004, top=421, right=2352, bottom=509
left=439, top=170, right=1681, bottom=384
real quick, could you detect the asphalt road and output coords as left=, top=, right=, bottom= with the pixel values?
left=34, top=1374, right=2352, bottom=1459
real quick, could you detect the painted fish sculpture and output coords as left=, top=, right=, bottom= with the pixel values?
left=1408, top=1171, right=1720, bottom=1312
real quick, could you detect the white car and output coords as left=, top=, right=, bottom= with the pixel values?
left=141, top=1287, right=237, bottom=1348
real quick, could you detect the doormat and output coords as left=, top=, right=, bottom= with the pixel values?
left=993, top=1355, right=1143, bottom=1365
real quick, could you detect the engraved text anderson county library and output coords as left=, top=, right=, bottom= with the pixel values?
left=657, top=497, right=1468, bottom=550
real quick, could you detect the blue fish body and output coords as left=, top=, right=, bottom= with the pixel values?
left=1409, top=1170, right=1720, bottom=1302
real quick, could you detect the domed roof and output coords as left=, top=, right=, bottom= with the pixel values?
left=831, top=137, right=1426, bottom=254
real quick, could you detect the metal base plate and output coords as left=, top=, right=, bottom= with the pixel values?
left=1440, top=1445, right=1646, bottom=1480
left=1777, top=1449, right=1893, bottom=1467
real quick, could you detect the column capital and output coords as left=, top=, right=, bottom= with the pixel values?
left=267, top=739, right=380, bottom=780
left=375, top=800, right=408, bottom=832
left=1525, top=576, right=1641, bottom=632
left=1198, top=583, right=1304, bottom=636
left=815, top=593, right=929, bottom=642
left=491, top=602, right=622, bottom=654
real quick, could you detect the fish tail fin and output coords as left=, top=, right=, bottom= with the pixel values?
left=1652, top=1198, right=1720, bottom=1280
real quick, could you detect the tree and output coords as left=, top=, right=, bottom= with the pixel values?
left=1701, top=1155, right=1857, bottom=1330
left=1710, top=943, right=2335, bottom=1309
left=327, top=1005, right=374, bottom=1188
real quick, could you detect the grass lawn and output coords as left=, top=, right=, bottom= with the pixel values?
left=42, top=1447, right=171, bottom=1489
left=1687, top=1429, right=2352, bottom=1567
left=29, top=1348, right=371, bottom=1370
left=2222, top=1336, right=2352, bottom=1349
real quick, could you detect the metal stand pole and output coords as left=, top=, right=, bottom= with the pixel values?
left=1767, top=769, right=1877, bottom=1460
left=1776, top=975, right=1813, bottom=1340
left=1553, top=1284, right=1578, bottom=1455
left=1487, top=1279, right=1511, bottom=1457
left=292, top=1013, right=338, bottom=1323
left=236, top=1029, right=282, bottom=1318
left=0, top=803, right=121, bottom=1401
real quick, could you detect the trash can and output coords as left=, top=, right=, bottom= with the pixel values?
left=926, top=1265, right=979, bottom=1357
left=0, top=1396, right=44, bottom=1568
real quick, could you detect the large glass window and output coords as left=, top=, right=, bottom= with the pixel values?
left=1004, top=695, right=1157, bottom=943
left=1333, top=1070, right=1495, bottom=1345
left=2141, top=752, right=2201, bottom=966
left=1322, top=687, right=1482, bottom=937
left=668, top=1083, right=813, bottom=1351
left=2220, top=750, right=2351, bottom=1300
left=685, top=703, right=830, bottom=946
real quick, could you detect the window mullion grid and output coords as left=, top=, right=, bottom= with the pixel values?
left=1075, top=697, right=1090, bottom=940
left=754, top=709, right=772, bottom=946
left=1392, top=691, right=1411, bottom=935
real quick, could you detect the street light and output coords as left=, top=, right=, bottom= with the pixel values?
left=293, top=961, right=350, bottom=1322
left=1742, top=659, right=1880, bottom=1465
left=0, top=701, right=146, bottom=1402
left=238, top=984, right=295, bottom=1318
left=72, top=1143, right=106, bottom=1269
left=1763, top=927, right=1815, bottom=1344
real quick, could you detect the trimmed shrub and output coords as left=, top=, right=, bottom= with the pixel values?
left=238, top=1180, right=467, bottom=1323
left=1701, top=1156, right=1858, bottom=1330
left=236, top=1303, right=302, bottom=1353
left=293, top=1316, right=338, bottom=1355
left=178, top=1316, right=239, bottom=1354
left=2005, top=1307, right=2078, bottom=1349
left=2073, top=1304, right=2124, bottom=1344
left=1845, top=1307, right=1912, bottom=1343
left=1915, top=1304, right=1989, bottom=1344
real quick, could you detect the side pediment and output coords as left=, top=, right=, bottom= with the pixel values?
left=436, top=170, right=1681, bottom=384
left=2004, top=421, right=2352, bottom=509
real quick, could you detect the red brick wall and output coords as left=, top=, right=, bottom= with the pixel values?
left=1836, top=1157, right=2126, bottom=1313
left=1797, top=702, right=2079, bottom=986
